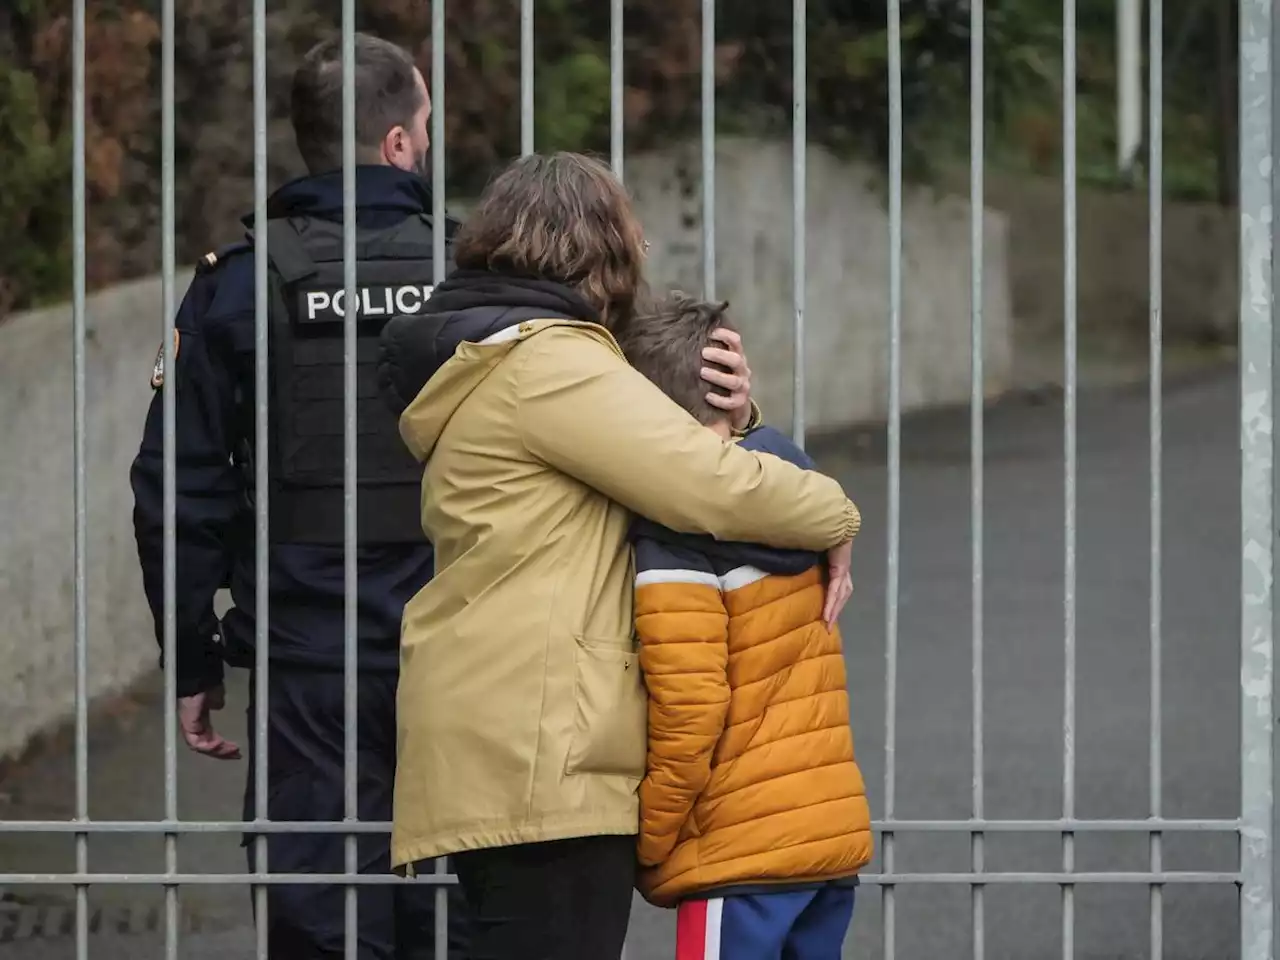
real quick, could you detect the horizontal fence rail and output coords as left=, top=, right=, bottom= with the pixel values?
left=0, top=873, right=1247, bottom=887
left=0, top=818, right=1245, bottom=835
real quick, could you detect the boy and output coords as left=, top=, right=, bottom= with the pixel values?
left=618, top=295, right=874, bottom=960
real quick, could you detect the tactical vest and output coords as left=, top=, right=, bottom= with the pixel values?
left=251, top=213, right=448, bottom=545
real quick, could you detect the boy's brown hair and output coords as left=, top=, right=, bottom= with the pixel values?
left=619, top=293, right=735, bottom=426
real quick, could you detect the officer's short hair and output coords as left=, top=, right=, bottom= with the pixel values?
left=453, top=153, right=648, bottom=333
left=618, top=294, right=735, bottom=427
left=292, top=33, right=424, bottom=174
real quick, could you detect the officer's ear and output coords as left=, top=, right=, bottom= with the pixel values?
left=382, top=125, right=414, bottom=173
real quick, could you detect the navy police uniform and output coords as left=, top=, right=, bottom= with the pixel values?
left=129, top=165, right=469, bottom=958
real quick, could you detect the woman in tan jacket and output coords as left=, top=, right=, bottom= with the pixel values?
left=376, top=153, right=860, bottom=960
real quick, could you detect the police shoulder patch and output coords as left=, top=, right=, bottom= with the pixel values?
left=150, top=330, right=181, bottom=390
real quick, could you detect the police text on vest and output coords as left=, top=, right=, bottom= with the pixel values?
left=303, top=285, right=435, bottom=321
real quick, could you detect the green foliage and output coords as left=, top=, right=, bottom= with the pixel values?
left=0, top=0, right=1234, bottom=319
left=906, top=0, right=1231, bottom=204
left=0, top=5, right=71, bottom=314
left=0, top=0, right=158, bottom=316
left=536, top=50, right=612, bottom=154
left=0, top=63, right=70, bottom=309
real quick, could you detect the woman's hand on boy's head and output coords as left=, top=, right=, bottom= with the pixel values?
left=701, top=328, right=753, bottom=430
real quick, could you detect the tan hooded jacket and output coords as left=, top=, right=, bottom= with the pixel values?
left=388, top=317, right=860, bottom=869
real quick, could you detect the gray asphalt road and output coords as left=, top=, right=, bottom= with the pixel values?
left=0, top=366, right=1243, bottom=959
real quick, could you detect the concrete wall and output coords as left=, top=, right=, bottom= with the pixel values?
left=0, top=273, right=193, bottom=759
left=978, top=173, right=1237, bottom=346
left=0, top=140, right=1013, bottom=757
left=630, top=138, right=1014, bottom=434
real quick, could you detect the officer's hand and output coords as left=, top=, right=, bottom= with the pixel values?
left=701, top=328, right=753, bottom=431
left=178, top=685, right=242, bottom=761
left=823, top=539, right=855, bottom=629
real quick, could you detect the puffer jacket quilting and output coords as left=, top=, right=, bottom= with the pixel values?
left=633, top=426, right=874, bottom=906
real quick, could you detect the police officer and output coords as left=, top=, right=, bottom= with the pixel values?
left=130, top=33, right=469, bottom=958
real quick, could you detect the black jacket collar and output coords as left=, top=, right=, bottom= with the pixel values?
left=424, top=270, right=600, bottom=324
left=251, top=166, right=435, bottom=225
left=377, top=270, right=600, bottom=417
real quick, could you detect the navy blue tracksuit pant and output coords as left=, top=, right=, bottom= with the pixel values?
left=676, top=885, right=856, bottom=960
left=242, top=666, right=469, bottom=959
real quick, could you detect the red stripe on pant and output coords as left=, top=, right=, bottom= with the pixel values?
left=676, top=899, right=709, bottom=960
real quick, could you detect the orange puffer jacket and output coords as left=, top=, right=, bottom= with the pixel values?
left=631, top=428, right=874, bottom=908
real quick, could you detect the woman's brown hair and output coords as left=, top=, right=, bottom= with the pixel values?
left=452, top=152, right=648, bottom=331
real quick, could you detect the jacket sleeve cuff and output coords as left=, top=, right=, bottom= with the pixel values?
left=172, top=639, right=226, bottom=698
left=839, top=499, right=862, bottom=543
left=731, top=399, right=763, bottom=438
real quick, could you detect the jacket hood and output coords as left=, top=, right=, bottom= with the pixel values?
left=377, top=270, right=602, bottom=462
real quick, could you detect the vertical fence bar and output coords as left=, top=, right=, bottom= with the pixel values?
left=431, top=0, right=450, bottom=953
left=1239, top=0, right=1275, bottom=954
left=791, top=0, right=806, bottom=448
left=341, top=7, right=359, bottom=960
left=521, top=0, right=534, bottom=156
left=884, top=0, right=903, bottom=954
left=1116, top=0, right=1142, bottom=170
left=610, top=0, right=624, bottom=180
left=701, top=0, right=715, bottom=299
left=1147, top=0, right=1164, bottom=954
left=1062, top=0, right=1079, bottom=955
left=969, top=0, right=985, bottom=954
left=160, top=0, right=179, bottom=952
left=432, top=1, right=446, bottom=275
left=251, top=0, right=271, bottom=950
left=1272, top=0, right=1280, bottom=938
left=607, top=11, right=628, bottom=949
left=70, top=0, right=88, bottom=955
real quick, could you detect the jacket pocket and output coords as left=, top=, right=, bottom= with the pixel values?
left=564, top=635, right=648, bottom=779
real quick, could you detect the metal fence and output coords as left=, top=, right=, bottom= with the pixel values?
left=0, top=0, right=1274, bottom=957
